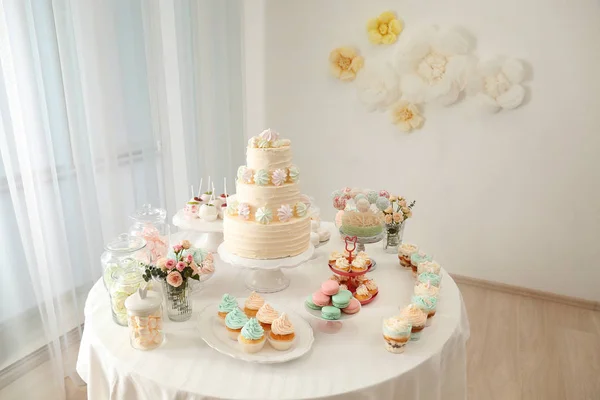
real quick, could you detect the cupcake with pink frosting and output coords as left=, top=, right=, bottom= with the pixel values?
left=256, top=303, right=279, bottom=332
left=268, top=313, right=296, bottom=351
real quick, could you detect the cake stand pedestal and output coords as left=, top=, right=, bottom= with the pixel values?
left=339, top=230, right=384, bottom=271
left=172, top=210, right=223, bottom=252
left=217, top=244, right=315, bottom=293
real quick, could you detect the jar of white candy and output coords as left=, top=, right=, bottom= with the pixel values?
left=125, top=287, right=164, bottom=350
left=129, top=204, right=170, bottom=263
left=101, top=233, right=150, bottom=292
left=110, top=265, right=146, bottom=326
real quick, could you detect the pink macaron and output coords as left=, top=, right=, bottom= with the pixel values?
left=320, top=280, right=340, bottom=296
left=342, top=298, right=361, bottom=314
left=312, top=291, right=331, bottom=307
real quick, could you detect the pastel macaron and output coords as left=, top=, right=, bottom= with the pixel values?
left=312, top=291, right=331, bottom=307
left=321, top=306, right=341, bottom=320
left=320, top=280, right=340, bottom=296
left=342, top=298, right=361, bottom=314
left=305, top=295, right=322, bottom=310
left=331, top=290, right=352, bottom=308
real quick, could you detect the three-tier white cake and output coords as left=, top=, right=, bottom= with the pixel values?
left=223, top=129, right=311, bottom=259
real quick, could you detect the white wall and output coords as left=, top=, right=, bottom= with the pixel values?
left=251, top=0, right=600, bottom=301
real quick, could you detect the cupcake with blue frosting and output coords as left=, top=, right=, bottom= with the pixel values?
left=382, top=316, right=412, bottom=353
left=410, top=252, right=432, bottom=277
left=418, top=272, right=442, bottom=288
left=238, top=318, right=266, bottom=353
left=217, top=294, right=239, bottom=325
left=411, top=295, right=438, bottom=326
left=225, top=308, right=249, bottom=340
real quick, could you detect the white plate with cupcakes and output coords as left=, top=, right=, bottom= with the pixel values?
left=197, top=292, right=314, bottom=364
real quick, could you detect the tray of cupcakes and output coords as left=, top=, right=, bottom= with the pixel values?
left=197, top=292, right=314, bottom=363
left=327, top=236, right=379, bottom=305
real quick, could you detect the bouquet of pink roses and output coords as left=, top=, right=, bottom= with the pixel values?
left=143, top=240, right=215, bottom=287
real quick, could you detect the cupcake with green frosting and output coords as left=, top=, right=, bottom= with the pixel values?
left=225, top=308, right=249, bottom=340
left=238, top=318, right=266, bottom=353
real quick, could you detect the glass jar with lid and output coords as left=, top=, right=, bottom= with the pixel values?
left=101, top=233, right=150, bottom=292
left=109, top=265, right=146, bottom=326
left=129, top=204, right=170, bottom=263
left=125, top=288, right=164, bottom=350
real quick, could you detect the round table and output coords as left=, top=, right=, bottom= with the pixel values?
left=77, top=223, right=470, bottom=400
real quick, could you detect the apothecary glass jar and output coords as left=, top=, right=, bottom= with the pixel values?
left=101, top=233, right=150, bottom=293
left=125, top=288, right=164, bottom=350
left=109, top=265, right=146, bottom=326
left=129, top=204, right=170, bottom=263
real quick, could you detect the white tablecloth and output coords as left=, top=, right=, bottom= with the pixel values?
left=77, top=223, right=470, bottom=400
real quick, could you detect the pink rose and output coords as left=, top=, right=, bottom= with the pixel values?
left=190, top=262, right=199, bottom=276
left=393, top=213, right=403, bottom=223
left=384, top=214, right=393, bottom=224
left=379, top=190, right=390, bottom=198
left=205, top=253, right=214, bottom=262
left=165, top=259, right=176, bottom=270
left=176, top=261, right=186, bottom=272
left=398, top=199, right=407, bottom=208
left=202, top=260, right=215, bottom=273
left=342, top=187, right=352, bottom=193
left=166, top=271, right=183, bottom=288
left=173, top=244, right=183, bottom=253
left=186, top=254, right=194, bottom=263
left=181, top=240, right=191, bottom=249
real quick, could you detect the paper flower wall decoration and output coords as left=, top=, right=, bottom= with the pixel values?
left=329, top=47, right=364, bottom=82
left=390, top=101, right=424, bottom=132
left=355, top=63, right=400, bottom=112
left=394, top=26, right=474, bottom=106
left=367, top=11, right=403, bottom=45
left=468, top=57, right=527, bottom=112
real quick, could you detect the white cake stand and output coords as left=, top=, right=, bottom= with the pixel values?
left=172, top=210, right=224, bottom=252
left=217, top=243, right=315, bottom=293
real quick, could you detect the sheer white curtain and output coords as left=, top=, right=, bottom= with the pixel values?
left=0, top=0, right=244, bottom=398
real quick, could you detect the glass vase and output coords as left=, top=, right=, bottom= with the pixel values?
left=163, top=280, right=192, bottom=322
left=384, top=222, right=405, bottom=253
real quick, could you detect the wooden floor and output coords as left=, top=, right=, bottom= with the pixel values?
left=1, top=282, right=599, bottom=400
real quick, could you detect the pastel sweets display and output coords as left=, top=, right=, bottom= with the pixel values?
left=125, top=288, right=164, bottom=351
left=223, top=128, right=311, bottom=259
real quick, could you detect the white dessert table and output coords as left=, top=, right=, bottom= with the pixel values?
left=77, top=222, right=470, bottom=400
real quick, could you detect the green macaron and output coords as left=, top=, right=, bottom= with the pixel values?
left=331, top=291, right=351, bottom=308
left=305, top=295, right=322, bottom=310
left=321, top=306, right=341, bottom=320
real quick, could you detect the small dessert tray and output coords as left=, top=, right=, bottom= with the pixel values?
left=197, top=299, right=314, bottom=364
left=327, top=262, right=372, bottom=277
left=303, top=302, right=361, bottom=334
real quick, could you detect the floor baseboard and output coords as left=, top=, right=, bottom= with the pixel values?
left=451, top=273, right=600, bottom=311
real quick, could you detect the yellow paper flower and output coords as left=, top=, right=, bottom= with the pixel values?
left=367, top=11, right=403, bottom=45
left=391, top=101, right=424, bottom=132
left=329, top=47, right=364, bottom=82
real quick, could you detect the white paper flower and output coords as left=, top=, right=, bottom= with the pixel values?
left=355, top=63, right=400, bottom=112
left=394, top=26, right=474, bottom=106
left=277, top=204, right=293, bottom=222
left=272, top=169, right=287, bottom=186
left=468, top=58, right=527, bottom=112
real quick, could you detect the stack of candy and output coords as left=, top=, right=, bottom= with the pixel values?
left=305, top=280, right=361, bottom=320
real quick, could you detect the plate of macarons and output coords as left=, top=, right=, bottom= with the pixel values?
left=304, top=280, right=361, bottom=322
left=197, top=292, right=314, bottom=364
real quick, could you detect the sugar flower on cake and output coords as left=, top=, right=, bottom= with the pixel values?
left=255, top=207, right=273, bottom=224
left=329, top=47, right=364, bottom=82
left=288, top=165, right=299, bottom=183
left=254, top=169, right=270, bottom=186
left=366, top=11, right=403, bottom=45
left=467, top=57, right=527, bottom=112
left=272, top=168, right=287, bottom=186
left=260, top=128, right=279, bottom=142
left=394, top=26, right=474, bottom=105
left=390, top=101, right=424, bottom=132
left=355, top=62, right=401, bottom=112
left=295, top=202, right=308, bottom=217
left=277, top=204, right=293, bottom=222
left=237, top=203, right=250, bottom=220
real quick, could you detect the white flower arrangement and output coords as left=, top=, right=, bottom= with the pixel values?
left=467, top=57, right=527, bottom=112
left=394, top=26, right=474, bottom=106
left=355, top=63, right=400, bottom=112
